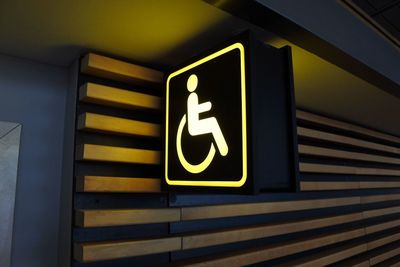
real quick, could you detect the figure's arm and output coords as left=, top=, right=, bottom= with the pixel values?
left=197, top=101, right=211, bottom=113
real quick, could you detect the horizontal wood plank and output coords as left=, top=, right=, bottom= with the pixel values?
left=79, top=82, right=161, bottom=110
left=353, top=262, right=371, bottom=267
left=76, top=176, right=161, bottom=193
left=276, top=243, right=367, bottom=267
left=335, top=260, right=370, bottom=267
left=296, top=110, right=400, bottom=145
left=184, top=228, right=365, bottom=267
left=74, top=237, right=181, bottom=262
left=365, top=219, right=400, bottom=234
left=299, top=144, right=400, bottom=165
left=182, top=213, right=363, bottom=249
left=80, top=53, right=163, bottom=85
left=300, top=163, right=400, bottom=176
left=363, top=206, right=400, bottom=219
left=77, top=112, right=160, bottom=137
left=76, top=144, right=160, bottom=164
left=300, top=181, right=360, bottom=191
left=287, top=233, right=397, bottom=267
left=369, top=247, right=400, bottom=266
left=361, top=194, right=400, bottom=204
left=367, top=232, right=400, bottom=250
left=181, top=197, right=360, bottom=221
left=360, top=182, right=400, bottom=189
left=75, top=208, right=180, bottom=227
left=298, top=127, right=400, bottom=155
left=301, top=182, right=400, bottom=191
left=183, top=205, right=400, bottom=250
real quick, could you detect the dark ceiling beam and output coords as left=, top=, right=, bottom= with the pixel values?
left=205, top=0, right=400, bottom=98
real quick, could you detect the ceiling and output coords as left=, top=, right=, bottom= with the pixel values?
left=349, top=0, right=400, bottom=45
left=269, top=38, right=400, bottom=136
left=0, top=0, right=399, bottom=136
left=0, top=0, right=250, bottom=68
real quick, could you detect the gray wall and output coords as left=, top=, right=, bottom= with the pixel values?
left=0, top=54, right=68, bottom=267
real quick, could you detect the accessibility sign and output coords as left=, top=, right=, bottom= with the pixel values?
left=164, top=32, right=299, bottom=193
left=165, top=42, right=247, bottom=188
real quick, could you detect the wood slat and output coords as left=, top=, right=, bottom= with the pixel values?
left=370, top=247, right=400, bottom=266
left=74, top=199, right=400, bottom=228
left=76, top=176, right=161, bottom=193
left=367, top=232, right=400, bottom=250
left=75, top=228, right=364, bottom=264
left=72, top=206, right=400, bottom=263
left=75, top=208, right=180, bottom=227
left=77, top=112, right=160, bottom=137
left=79, top=82, right=161, bottom=110
left=276, top=243, right=368, bottom=267
left=279, top=233, right=400, bottom=267
left=76, top=144, right=160, bottom=164
left=73, top=203, right=399, bottom=228
left=361, top=194, right=400, bottom=204
left=182, top=213, right=363, bottom=249
left=301, top=182, right=400, bottom=191
left=296, top=110, right=400, bottom=145
left=366, top=219, right=400, bottom=234
left=181, top=197, right=360, bottom=221
left=300, top=181, right=360, bottom=191
left=389, top=260, right=400, bottom=267
left=363, top=206, right=400, bottom=219
left=299, top=144, right=400, bottom=165
left=183, top=228, right=365, bottom=267
left=352, top=262, right=371, bottom=267
left=182, top=206, right=398, bottom=250
left=360, top=182, right=400, bottom=189
left=74, top=237, right=181, bottom=262
left=337, top=260, right=370, bottom=267
left=300, top=163, right=400, bottom=176
left=80, top=53, right=163, bottom=85
left=298, top=127, right=400, bottom=155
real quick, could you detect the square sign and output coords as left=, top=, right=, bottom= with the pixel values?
left=165, top=43, right=247, bottom=188
left=164, top=32, right=299, bottom=194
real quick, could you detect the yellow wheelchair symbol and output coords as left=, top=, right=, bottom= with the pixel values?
left=176, top=74, right=228, bottom=173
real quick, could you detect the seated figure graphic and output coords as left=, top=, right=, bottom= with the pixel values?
left=186, top=74, right=228, bottom=156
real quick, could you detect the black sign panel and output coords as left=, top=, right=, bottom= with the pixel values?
left=165, top=43, right=247, bottom=187
left=164, top=32, right=299, bottom=193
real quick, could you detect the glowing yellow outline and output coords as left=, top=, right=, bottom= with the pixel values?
left=165, top=42, right=247, bottom=187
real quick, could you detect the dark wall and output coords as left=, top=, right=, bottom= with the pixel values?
left=0, top=54, right=68, bottom=267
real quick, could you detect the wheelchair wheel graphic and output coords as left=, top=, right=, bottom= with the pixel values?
left=176, top=114, right=216, bottom=173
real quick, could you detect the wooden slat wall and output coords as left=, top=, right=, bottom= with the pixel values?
left=71, top=53, right=400, bottom=267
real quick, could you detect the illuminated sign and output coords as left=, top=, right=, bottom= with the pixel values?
left=164, top=33, right=299, bottom=193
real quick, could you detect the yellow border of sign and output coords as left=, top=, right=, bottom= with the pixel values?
left=165, top=42, right=247, bottom=187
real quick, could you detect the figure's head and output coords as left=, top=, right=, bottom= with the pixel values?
left=187, top=74, right=198, bottom=92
